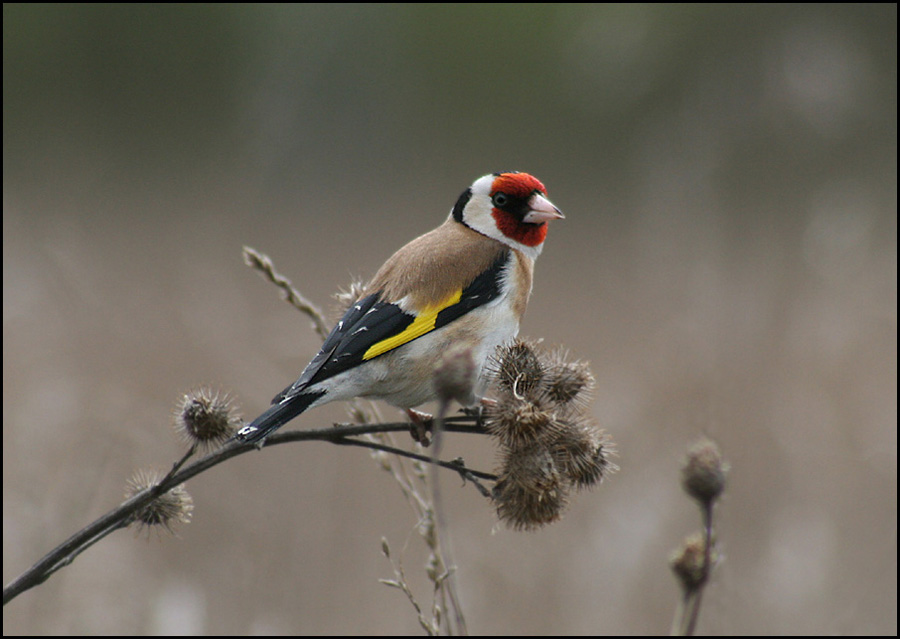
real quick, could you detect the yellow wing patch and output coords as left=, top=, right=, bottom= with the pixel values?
left=363, top=289, right=463, bottom=360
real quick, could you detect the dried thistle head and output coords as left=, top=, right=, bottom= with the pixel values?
left=485, top=338, right=616, bottom=530
left=432, top=346, right=477, bottom=407
left=488, top=339, right=546, bottom=401
left=541, top=352, right=595, bottom=408
left=484, top=395, right=562, bottom=449
left=549, top=420, right=617, bottom=489
left=493, top=446, right=569, bottom=531
left=488, top=340, right=595, bottom=410
left=125, top=469, right=194, bottom=535
left=174, top=388, right=240, bottom=449
left=484, top=339, right=566, bottom=448
left=681, top=437, right=729, bottom=506
left=670, top=531, right=718, bottom=592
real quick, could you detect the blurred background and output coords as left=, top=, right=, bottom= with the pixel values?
left=3, top=4, right=896, bottom=635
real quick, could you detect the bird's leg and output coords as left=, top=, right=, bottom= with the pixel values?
left=406, top=408, right=433, bottom=446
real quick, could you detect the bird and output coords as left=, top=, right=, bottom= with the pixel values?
left=236, top=172, right=564, bottom=444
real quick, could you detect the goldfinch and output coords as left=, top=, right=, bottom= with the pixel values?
left=236, top=172, right=563, bottom=443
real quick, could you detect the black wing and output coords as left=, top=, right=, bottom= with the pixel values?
left=274, top=251, right=509, bottom=403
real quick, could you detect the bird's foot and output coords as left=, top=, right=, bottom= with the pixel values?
left=406, top=408, right=433, bottom=446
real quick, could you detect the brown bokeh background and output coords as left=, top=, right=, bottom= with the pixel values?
left=4, top=4, right=896, bottom=635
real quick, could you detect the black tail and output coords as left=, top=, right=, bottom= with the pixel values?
left=235, top=391, right=323, bottom=443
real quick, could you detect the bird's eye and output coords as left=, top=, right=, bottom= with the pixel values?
left=491, top=192, right=509, bottom=208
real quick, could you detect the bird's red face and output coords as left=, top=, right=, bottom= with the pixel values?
left=489, top=172, right=564, bottom=247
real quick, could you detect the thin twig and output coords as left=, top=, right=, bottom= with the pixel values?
left=243, top=246, right=331, bottom=340
left=679, top=503, right=714, bottom=636
left=430, top=400, right=469, bottom=635
left=3, top=417, right=492, bottom=606
left=380, top=541, right=440, bottom=636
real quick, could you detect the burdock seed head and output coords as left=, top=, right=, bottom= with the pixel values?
left=485, top=338, right=617, bottom=531
left=125, top=469, right=194, bottom=535
left=174, top=387, right=240, bottom=449
left=488, top=339, right=546, bottom=401
left=493, top=445, right=570, bottom=531
left=670, top=531, right=718, bottom=592
left=541, top=353, right=595, bottom=408
left=549, top=420, right=617, bottom=489
left=681, top=437, right=729, bottom=506
left=432, top=345, right=477, bottom=407
left=484, top=394, right=559, bottom=449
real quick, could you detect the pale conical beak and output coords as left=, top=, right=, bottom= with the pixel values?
left=523, top=193, right=565, bottom=224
